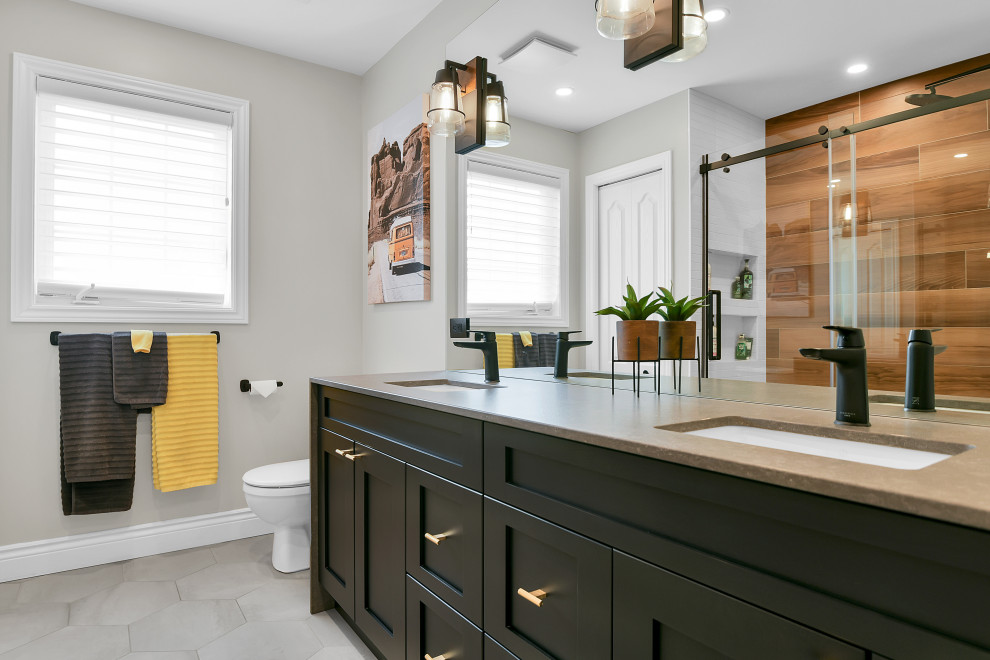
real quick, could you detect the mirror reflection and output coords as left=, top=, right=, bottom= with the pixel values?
left=446, top=0, right=990, bottom=425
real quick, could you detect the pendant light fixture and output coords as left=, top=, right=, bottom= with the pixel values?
left=662, top=0, right=708, bottom=62
left=426, top=64, right=465, bottom=138
left=484, top=80, right=510, bottom=148
left=426, top=57, right=511, bottom=154
left=595, top=0, right=655, bottom=40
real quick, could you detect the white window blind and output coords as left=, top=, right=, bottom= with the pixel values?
left=463, top=158, right=565, bottom=322
left=34, top=76, right=233, bottom=307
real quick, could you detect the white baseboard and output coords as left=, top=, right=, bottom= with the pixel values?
left=0, top=509, right=274, bottom=582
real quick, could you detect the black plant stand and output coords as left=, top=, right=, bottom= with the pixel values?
left=611, top=337, right=659, bottom=396
left=654, top=337, right=703, bottom=394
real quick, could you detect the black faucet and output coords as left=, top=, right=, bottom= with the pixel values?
left=453, top=331, right=500, bottom=383
left=554, top=331, right=593, bottom=378
left=905, top=329, right=947, bottom=412
left=799, top=326, right=870, bottom=426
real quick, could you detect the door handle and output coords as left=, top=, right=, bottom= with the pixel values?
left=334, top=448, right=353, bottom=457
left=344, top=452, right=365, bottom=461
left=424, top=654, right=448, bottom=660
left=517, top=587, right=548, bottom=607
left=424, top=532, right=450, bottom=545
left=708, top=289, right=722, bottom=361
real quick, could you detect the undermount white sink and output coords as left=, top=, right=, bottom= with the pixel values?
left=658, top=417, right=971, bottom=470
left=386, top=379, right=503, bottom=392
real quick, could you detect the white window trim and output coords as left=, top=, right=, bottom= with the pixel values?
left=10, top=53, right=250, bottom=323
left=457, top=151, right=570, bottom=328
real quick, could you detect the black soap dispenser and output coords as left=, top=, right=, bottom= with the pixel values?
left=905, top=329, right=947, bottom=412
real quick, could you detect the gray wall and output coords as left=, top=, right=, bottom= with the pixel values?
left=0, top=0, right=364, bottom=545
left=578, top=90, right=693, bottom=300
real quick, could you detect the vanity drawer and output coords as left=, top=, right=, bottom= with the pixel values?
left=484, top=636, right=521, bottom=660
left=320, top=387, right=482, bottom=490
left=406, top=466, right=483, bottom=626
left=613, top=550, right=867, bottom=659
left=406, top=575, right=483, bottom=660
left=483, top=498, right=610, bottom=660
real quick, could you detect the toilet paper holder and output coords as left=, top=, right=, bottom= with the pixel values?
left=240, top=380, right=283, bottom=393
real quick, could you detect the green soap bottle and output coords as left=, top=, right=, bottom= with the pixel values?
left=734, top=333, right=748, bottom=360
left=730, top=276, right=742, bottom=299
left=740, top=259, right=754, bottom=300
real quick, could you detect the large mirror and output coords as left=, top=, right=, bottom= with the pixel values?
left=446, top=0, right=990, bottom=426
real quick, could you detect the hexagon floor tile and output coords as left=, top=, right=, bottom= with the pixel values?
left=129, top=599, right=244, bottom=651
left=15, top=563, right=123, bottom=604
left=198, top=621, right=321, bottom=660
left=175, top=561, right=276, bottom=601
left=122, top=547, right=215, bottom=582
left=0, top=535, right=376, bottom=659
left=69, top=581, right=179, bottom=626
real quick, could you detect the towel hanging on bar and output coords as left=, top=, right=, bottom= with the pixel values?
left=111, top=332, right=168, bottom=409
left=58, top=333, right=137, bottom=515
left=150, top=334, right=219, bottom=492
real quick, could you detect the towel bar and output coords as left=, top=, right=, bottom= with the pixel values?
left=50, top=330, right=220, bottom=346
left=240, top=380, right=283, bottom=393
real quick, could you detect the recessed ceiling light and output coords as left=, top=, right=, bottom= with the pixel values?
left=555, top=87, right=574, bottom=97
left=954, top=153, right=969, bottom=158
left=705, top=7, right=729, bottom=22
left=847, top=63, right=868, bottom=74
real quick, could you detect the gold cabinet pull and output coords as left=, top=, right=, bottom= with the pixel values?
left=334, top=448, right=353, bottom=457
left=424, top=532, right=450, bottom=545
left=345, top=452, right=365, bottom=461
left=517, top=587, right=547, bottom=607
left=424, top=654, right=447, bottom=660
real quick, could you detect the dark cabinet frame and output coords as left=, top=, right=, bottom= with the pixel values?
left=406, top=465, right=484, bottom=626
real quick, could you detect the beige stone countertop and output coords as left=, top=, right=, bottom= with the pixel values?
left=312, top=370, right=990, bottom=532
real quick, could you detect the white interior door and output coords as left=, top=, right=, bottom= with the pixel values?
left=592, top=170, right=668, bottom=370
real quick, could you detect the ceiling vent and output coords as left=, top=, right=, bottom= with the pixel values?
left=499, top=37, right=576, bottom=71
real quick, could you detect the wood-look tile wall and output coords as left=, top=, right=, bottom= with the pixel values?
left=764, top=53, right=990, bottom=395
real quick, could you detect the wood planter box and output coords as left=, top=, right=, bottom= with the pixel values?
left=616, top=320, right=660, bottom=361
left=660, top=321, right=697, bottom=359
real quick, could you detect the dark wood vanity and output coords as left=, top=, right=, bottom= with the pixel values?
left=310, top=379, right=990, bottom=660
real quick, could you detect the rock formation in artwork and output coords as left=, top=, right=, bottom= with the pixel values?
left=368, top=123, right=430, bottom=244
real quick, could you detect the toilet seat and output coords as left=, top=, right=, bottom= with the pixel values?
left=243, top=459, right=309, bottom=488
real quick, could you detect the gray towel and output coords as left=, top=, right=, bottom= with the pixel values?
left=59, top=334, right=137, bottom=515
left=112, top=332, right=168, bottom=409
left=511, top=333, right=541, bottom=367
left=536, top=333, right=558, bottom=368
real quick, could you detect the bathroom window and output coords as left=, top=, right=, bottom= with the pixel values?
left=10, top=54, right=249, bottom=323
left=458, top=152, right=568, bottom=326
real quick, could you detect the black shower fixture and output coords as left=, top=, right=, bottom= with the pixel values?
left=905, top=62, right=990, bottom=106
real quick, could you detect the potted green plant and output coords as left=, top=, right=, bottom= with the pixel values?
left=595, top=283, right=662, bottom=361
left=655, top=287, right=708, bottom=359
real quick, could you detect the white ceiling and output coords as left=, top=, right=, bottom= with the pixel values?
left=69, top=0, right=445, bottom=75
left=447, top=0, right=990, bottom=132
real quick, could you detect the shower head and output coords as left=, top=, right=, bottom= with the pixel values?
left=905, top=88, right=953, bottom=106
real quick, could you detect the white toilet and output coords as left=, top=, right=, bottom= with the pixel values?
left=242, top=459, right=311, bottom=573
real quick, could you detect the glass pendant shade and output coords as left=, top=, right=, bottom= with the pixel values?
left=663, top=0, right=708, bottom=62
left=427, top=67, right=465, bottom=137
left=596, top=0, right=656, bottom=40
left=484, top=81, right=511, bottom=148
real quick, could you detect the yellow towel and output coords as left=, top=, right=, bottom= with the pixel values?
left=520, top=331, right=533, bottom=348
left=150, top=335, right=219, bottom=492
left=131, top=330, right=154, bottom=353
left=495, top=333, right=515, bottom=369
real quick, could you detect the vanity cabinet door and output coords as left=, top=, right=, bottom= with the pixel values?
left=406, top=466, right=483, bottom=626
left=483, top=498, right=610, bottom=660
left=354, top=442, right=406, bottom=660
left=406, top=575, right=483, bottom=660
left=613, top=550, right=867, bottom=659
left=317, top=428, right=354, bottom=617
